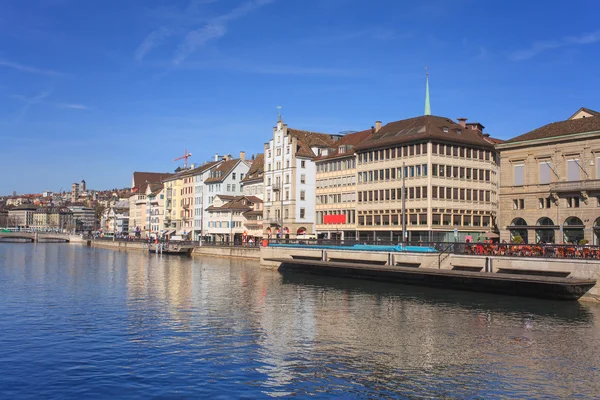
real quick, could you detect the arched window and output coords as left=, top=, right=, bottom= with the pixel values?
left=564, top=217, right=584, bottom=226
left=536, top=217, right=554, bottom=226
left=510, top=218, right=528, bottom=226
left=297, top=227, right=307, bottom=235
left=535, top=217, right=555, bottom=243
left=563, top=217, right=584, bottom=244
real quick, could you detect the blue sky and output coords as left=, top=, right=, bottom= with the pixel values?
left=1, top=0, right=599, bottom=195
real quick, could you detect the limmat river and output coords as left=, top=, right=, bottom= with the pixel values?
left=1, top=244, right=599, bottom=399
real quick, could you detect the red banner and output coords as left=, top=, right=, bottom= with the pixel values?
left=324, top=214, right=346, bottom=224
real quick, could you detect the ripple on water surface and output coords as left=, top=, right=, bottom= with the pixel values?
left=0, top=243, right=600, bottom=399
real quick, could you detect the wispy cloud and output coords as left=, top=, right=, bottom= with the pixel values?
left=173, top=0, right=275, bottom=64
left=301, top=28, right=399, bottom=45
left=511, top=31, right=600, bottom=60
left=0, top=60, right=66, bottom=76
left=135, top=27, right=174, bottom=61
left=56, top=103, right=90, bottom=110
left=164, top=58, right=362, bottom=76
left=12, top=91, right=52, bottom=123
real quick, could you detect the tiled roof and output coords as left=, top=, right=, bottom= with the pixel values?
left=206, top=195, right=255, bottom=212
left=314, top=129, right=372, bottom=161
left=204, top=159, right=240, bottom=183
left=505, top=114, right=600, bottom=144
left=180, top=161, right=222, bottom=177
left=241, top=153, right=264, bottom=183
left=568, top=107, right=600, bottom=120
left=355, top=115, right=495, bottom=151
left=287, top=128, right=340, bottom=158
left=245, top=195, right=263, bottom=204
left=132, top=171, right=173, bottom=193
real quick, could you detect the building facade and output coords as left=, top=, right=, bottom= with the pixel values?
left=315, top=129, right=372, bottom=240
left=241, top=153, right=265, bottom=200
left=263, top=117, right=342, bottom=238
left=354, top=115, right=500, bottom=242
left=497, top=107, right=600, bottom=245
left=202, top=155, right=250, bottom=239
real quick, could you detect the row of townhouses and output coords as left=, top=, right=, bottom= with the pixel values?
left=125, top=102, right=600, bottom=245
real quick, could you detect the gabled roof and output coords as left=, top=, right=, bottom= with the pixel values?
left=180, top=160, right=222, bottom=178
left=241, top=153, right=264, bottom=184
left=355, top=115, right=495, bottom=151
left=287, top=128, right=340, bottom=158
left=568, top=107, right=600, bottom=120
left=505, top=113, right=600, bottom=144
left=314, top=129, right=373, bottom=161
left=132, top=172, right=173, bottom=193
left=206, top=195, right=257, bottom=212
left=204, top=159, right=241, bottom=184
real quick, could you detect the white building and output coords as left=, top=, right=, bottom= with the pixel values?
left=205, top=195, right=262, bottom=243
left=263, top=117, right=341, bottom=237
left=202, top=155, right=251, bottom=240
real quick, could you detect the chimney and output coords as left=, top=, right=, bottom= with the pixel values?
left=239, top=151, right=246, bottom=161
left=375, top=121, right=382, bottom=132
left=214, top=153, right=219, bottom=162
left=371, top=126, right=375, bottom=134
left=190, top=163, right=195, bottom=169
left=457, top=118, right=467, bottom=128
left=466, top=122, right=485, bottom=138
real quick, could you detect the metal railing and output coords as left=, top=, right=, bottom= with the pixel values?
left=262, top=239, right=600, bottom=260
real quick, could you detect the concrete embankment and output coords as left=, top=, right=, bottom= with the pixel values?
left=91, top=240, right=147, bottom=251
left=261, top=246, right=600, bottom=303
left=90, top=240, right=260, bottom=260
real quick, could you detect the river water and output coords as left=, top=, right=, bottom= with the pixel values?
left=0, top=244, right=599, bottom=399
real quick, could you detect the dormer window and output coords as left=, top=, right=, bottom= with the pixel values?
left=443, top=127, right=449, bottom=133
left=456, top=129, right=462, bottom=135
left=339, top=145, right=346, bottom=153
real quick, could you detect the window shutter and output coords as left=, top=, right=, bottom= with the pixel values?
left=539, top=162, right=551, bottom=184
left=567, top=160, right=579, bottom=181
left=514, top=165, right=524, bottom=186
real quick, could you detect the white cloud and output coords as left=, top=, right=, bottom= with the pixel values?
left=56, top=103, right=90, bottom=110
left=173, top=0, right=275, bottom=64
left=0, top=60, right=66, bottom=76
left=511, top=31, right=600, bottom=60
left=135, top=27, right=174, bottom=61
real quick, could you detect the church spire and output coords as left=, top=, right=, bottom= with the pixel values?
left=424, top=66, right=431, bottom=116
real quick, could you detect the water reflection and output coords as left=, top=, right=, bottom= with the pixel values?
left=0, top=244, right=599, bottom=399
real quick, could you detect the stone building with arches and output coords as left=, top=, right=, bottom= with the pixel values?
left=498, top=107, right=600, bottom=244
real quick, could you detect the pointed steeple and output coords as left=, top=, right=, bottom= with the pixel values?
left=424, top=66, right=431, bottom=116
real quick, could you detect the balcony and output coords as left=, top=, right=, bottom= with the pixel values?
left=182, top=203, right=190, bottom=209
left=550, top=179, right=600, bottom=193
left=267, top=218, right=283, bottom=226
left=271, top=184, right=281, bottom=191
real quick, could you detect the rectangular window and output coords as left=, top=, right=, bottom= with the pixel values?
left=300, top=190, right=305, bottom=201
left=301, top=160, right=306, bottom=168
left=513, top=164, right=525, bottom=186
left=300, top=174, right=306, bottom=184
left=567, top=160, right=580, bottom=181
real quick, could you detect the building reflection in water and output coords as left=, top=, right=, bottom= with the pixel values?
left=113, top=250, right=600, bottom=397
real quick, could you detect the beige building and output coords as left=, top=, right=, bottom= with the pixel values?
left=205, top=195, right=260, bottom=243
left=129, top=171, right=172, bottom=235
left=354, top=115, right=501, bottom=242
left=241, top=153, right=265, bottom=200
left=497, top=107, right=600, bottom=245
left=314, top=129, right=372, bottom=240
left=32, top=207, right=73, bottom=232
left=263, top=117, right=342, bottom=238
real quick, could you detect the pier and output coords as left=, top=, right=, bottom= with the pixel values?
left=261, top=242, right=600, bottom=302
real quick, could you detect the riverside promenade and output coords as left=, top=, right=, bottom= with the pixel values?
left=90, top=238, right=600, bottom=302
left=91, top=238, right=260, bottom=260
